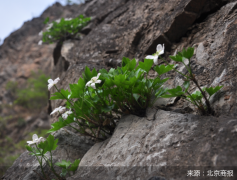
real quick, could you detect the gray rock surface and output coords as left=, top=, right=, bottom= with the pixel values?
left=67, top=110, right=237, bottom=180
left=2, top=128, right=95, bottom=180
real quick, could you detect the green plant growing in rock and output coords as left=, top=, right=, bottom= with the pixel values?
left=157, top=47, right=223, bottom=115
left=25, top=134, right=80, bottom=180
left=5, top=81, right=18, bottom=98
left=14, top=71, right=49, bottom=110
left=55, top=159, right=80, bottom=177
left=47, top=56, right=173, bottom=139
left=47, top=44, right=224, bottom=141
left=38, top=15, right=91, bottom=45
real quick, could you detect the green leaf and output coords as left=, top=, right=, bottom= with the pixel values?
left=68, top=159, right=80, bottom=172
left=136, top=59, right=153, bottom=73
left=46, top=134, right=58, bottom=151
left=169, top=55, right=184, bottom=62
left=70, top=78, right=85, bottom=98
left=155, top=87, right=168, bottom=97
left=25, top=145, right=33, bottom=152
left=113, top=74, right=126, bottom=86
left=183, top=81, right=190, bottom=92
left=161, top=86, right=184, bottom=98
left=133, top=93, right=140, bottom=101
left=182, top=47, right=194, bottom=59
left=101, top=104, right=114, bottom=113
left=154, top=64, right=174, bottom=75
left=60, top=169, right=68, bottom=177
left=168, top=86, right=184, bottom=96
left=122, top=57, right=130, bottom=67
left=83, top=66, right=97, bottom=83
left=206, top=86, right=223, bottom=97
left=187, top=91, right=203, bottom=101
left=47, top=116, right=74, bottom=133
left=44, top=17, right=49, bottom=24
left=37, top=141, right=49, bottom=155
left=55, top=160, right=72, bottom=169
left=50, top=89, right=70, bottom=100
left=122, top=58, right=136, bottom=72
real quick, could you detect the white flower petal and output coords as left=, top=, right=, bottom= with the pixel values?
left=27, top=141, right=34, bottom=144
left=57, top=106, right=66, bottom=113
left=96, top=73, right=101, bottom=78
left=48, top=84, right=53, bottom=90
left=86, top=81, right=92, bottom=87
left=153, top=56, right=159, bottom=65
left=54, top=77, right=60, bottom=84
left=145, top=55, right=155, bottom=60
left=96, top=80, right=101, bottom=84
left=156, top=44, right=163, bottom=52
left=48, top=79, right=54, bottom=83
left=33, top=134, right=38, bottom=141
left=50, top=107, right=59, bottom=115
left=91, top=83, right=96, bottom=89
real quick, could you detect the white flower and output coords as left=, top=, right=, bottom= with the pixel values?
left=50, top=106, right=66, bottom=115
left=62, top=110, right=73, bottom=119
left=48, top=35, right=52, bottom=39
left=38, top=40, right=43, bottom=45
left=86, top=73, right=102, bottom=89
left=39, top=31, right=43, bottom=36
left=27, top=134, right=43, bottom=145
left=55, top=19, right=61, bottom=23
left=48, top=77, right=60, bottom=90
left=65, top=18, right=72, bottom=21
left=145, top=44, right=165, bottom=65
left=46, top=23, right=53, bottom=30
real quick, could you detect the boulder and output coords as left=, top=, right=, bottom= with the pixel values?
left=68, top=110, right=237, bottom=180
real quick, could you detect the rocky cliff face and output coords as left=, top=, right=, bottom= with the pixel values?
left=0, top=2, right=82, bottom=176
left=3, top=0, right=237, bottom=179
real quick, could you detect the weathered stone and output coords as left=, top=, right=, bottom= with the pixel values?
left=67, top=110, right=237, bottom=180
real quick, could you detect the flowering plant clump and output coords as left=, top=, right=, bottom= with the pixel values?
left=25, top=134, right=80, bottom=180
left=47, top=54, right=174, bottom=139
left=46, top=44, right=223, bottom=140
left=38, top=15, right=91, bottom=45
left=159, top=47, right=223, bottom=115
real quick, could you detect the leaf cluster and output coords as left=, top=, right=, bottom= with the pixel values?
left=48, top=57, right=174, bottom=139
left=161, top=47, right=223, bottom=115
left=55, top=159, right=80, bottom=177
left=42, top=15, right=91, bottom=44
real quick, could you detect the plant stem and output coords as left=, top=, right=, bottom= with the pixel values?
left=160, top=57, right=190, bottom=79
left=191, top=75, right=214, bottom=115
